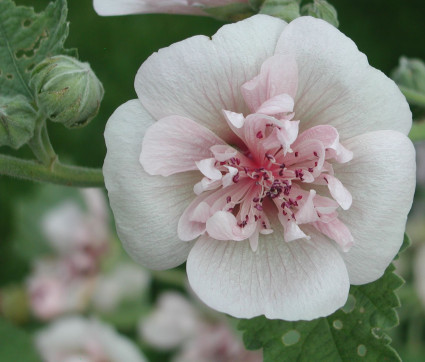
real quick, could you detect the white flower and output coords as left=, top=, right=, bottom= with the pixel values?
left=91, top=263, right=151, bottom=312
left=42, top=189, right=109, bottom=274
left=103, top=15, right=415, bottom=320
left=35, top=316, right=146, bottom=362
left=93, top=0, right=250, bottom=16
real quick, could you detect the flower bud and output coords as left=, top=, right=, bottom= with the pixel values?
left=301, top=0, right=339, bottom=28
left=0, top=95, right=37, bottom=149
left=30, top=55, right=104, bottom=129
left=392, top=57, right=425, bottom=95
left=259, top=0, right=301, bottom=22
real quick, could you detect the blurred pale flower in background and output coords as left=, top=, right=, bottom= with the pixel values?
left=139, top=292, right=262, bottom=362
left=92, top=262, right=150, bottom=312
left=36, top=316, right=146, bottom=362
left=93, top=0, right=250, bottom=16
left=42, top=189, right=109, bottom=274
left=27, top=259, right=95, bottom=320
left=27, top=189, right=110, bottom=320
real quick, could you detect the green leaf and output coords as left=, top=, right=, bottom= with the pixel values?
left=0, top=317, right=41, bottom=362
left=0, top=94, right=37, bottom=149
left=0, top=0, right=75, bottom=100
left=259, top=0, right=301, bottom=23
left=239, top=264, right=403, bottom=361
left=301, top=0, right=339, bottom=28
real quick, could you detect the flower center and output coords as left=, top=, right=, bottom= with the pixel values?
left=179, top=103, right=354, bottom=253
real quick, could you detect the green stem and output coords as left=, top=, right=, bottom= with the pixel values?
left=27, top=118, right=57, bottom=166
left=399, top=85, right=425, bottom=108
left=0, top=154, right=104, bottom=187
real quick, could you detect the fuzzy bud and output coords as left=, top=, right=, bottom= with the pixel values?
left=30, top=55, right=104, bottom=129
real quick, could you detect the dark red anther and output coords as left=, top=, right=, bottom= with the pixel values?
left=226, top=196, right=231, bottom=203
left=236, top=158, right=240, bottom=165
left=313, top=151, right=318, bottom=157
left=256, top=131, right=263, bottom=139
left=308, top=167, right=314, bottom=173
left=254, top=204, right=263, bottom=211
left=254, top=215, right=258, bottom=221
left=253, top=197, right=259, bottom=202
left=233, top=174, right=240, bottom=183
left=280, top=163, right=286, bottom=169
left=324, top=176, right=328, bottom=184
left=296, top=195, right=303, bottom=200
left=295, top=152, right=299, bottom=157
left=279, top=170, right=284, bottom=176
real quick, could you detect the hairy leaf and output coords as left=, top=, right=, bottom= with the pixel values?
left=239, top=264, right=403, bottom=361
left=0, top=0, right=75, bottom=99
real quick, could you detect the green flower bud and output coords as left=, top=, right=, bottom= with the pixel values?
left=30, top=55, right=104, bottom=129
left=392, top=57, right=425, bottom=95
left=0, top=95, right=37, bottom=149
left=301, top=0, right=339, bottom=28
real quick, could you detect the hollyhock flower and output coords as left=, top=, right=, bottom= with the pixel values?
left=140, top=292, right=201, bottom=350
left=91, top=263, right=150, bottom=312
left=42, top=189, right=109, bottom=274
left=139, top=292, right=261, bottom=361
left=104, top=15, right=415, bottom=320
left=27, top=259, right=94, bottom=320
left=93, top=0, right=249, bottom=16
left=35, top=316, right=146, bottom=362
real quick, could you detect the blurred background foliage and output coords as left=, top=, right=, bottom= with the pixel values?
left=1, top=0, right=425, bottom=360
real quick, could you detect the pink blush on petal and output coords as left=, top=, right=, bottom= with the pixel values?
left=140, top=55, right=354, bottom=252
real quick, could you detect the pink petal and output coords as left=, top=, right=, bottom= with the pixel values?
left=313, top=219, right=354, bottom=252
left=241, top=54, right=298, bottom=114
left=256, top=93, right=294, bottom=116
left=196, top=158, right=222, bottom=180
left=206, top=211, right=256, bottom=241
left=140, top=116, right=225, bottom=177
left=324, top=174, right=352, bottom=210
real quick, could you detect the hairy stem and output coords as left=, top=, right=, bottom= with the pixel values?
left=0, top=154, right=104, bottom=187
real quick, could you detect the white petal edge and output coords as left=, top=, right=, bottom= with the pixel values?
left=103, top=100, right=196, bottom=270
left=275, top=16, right=412, bottom=139
left=187, top=225, right=349, bottom=320
left=135, top=15, right=286, bottom=142
left=93, top=0, right=205, bottom=16
left=334, top=130, right=415, bottom=284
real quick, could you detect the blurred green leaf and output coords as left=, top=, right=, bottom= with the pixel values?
left=0, top=317, right=41, bottom=361
left=301, top=0, right=339, bottom=27
left=259, top=0, right=301, bottom=22
left=203, top=3, right=256, bottom=22
left=239, top=264, right=403, bottom=361
left=0, top=0, right=75, bottom=99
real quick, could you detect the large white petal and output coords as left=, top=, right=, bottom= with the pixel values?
left=104, top=100, right=196, bottom=270
left=334, top=130, right=415, bottom=284
left=186, top=225, right=349, bottom=320
left=275, top=17, right=412, bottom=139
left=135, top=15, right=286, bottom=142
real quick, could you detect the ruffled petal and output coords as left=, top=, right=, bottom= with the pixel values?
left=275, top=17, right=412, bottom=139
left=241, top=54, right=298, bottom=113
left=104, top=100, right=196, bottom=270
left=140, top=116, right=225, bottom=177
left=334, top=130, right=415, bottom=284
left=135, top=15, right=286, bottom=142
left=186, top=227, right=349, bottom=320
